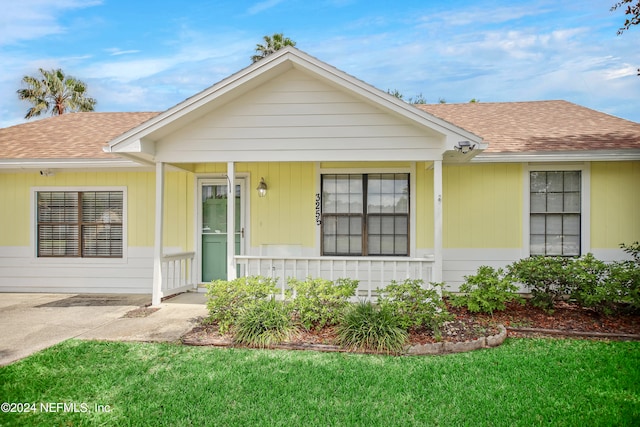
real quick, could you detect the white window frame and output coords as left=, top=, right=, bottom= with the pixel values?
left=31, top=186, right=128, bottom=264
left=523, top=164, right=590, bottom=257
left=316, top=163, right=416, bottom=257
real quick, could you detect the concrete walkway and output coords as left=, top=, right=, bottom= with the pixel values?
left=0, top=292, right=207, bottom=366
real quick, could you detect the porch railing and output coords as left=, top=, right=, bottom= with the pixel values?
left=161, top=251, right=196, bottom=297
left=234, top=255, right=435, bottom=299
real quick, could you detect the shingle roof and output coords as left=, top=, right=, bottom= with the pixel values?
left=0, top=112, right=159, bottom=159
left=417, top=100, right=640, bottom=153
left=1, top=101, right=638, bottom=160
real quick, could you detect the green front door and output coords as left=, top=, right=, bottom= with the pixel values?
left=201, top=183, right=242, bottom=282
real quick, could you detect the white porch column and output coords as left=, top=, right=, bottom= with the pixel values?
left=152, top=162, right=165, bottom=306
left=226, top=162, right=237, bottom=280
left=433, top=159, right=443, bottom=283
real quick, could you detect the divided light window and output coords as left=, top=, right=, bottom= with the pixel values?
left=37, top=191, right=123, bottom=258
left=530, top=171, right=581, bottom=256
left=322, top=174, right=409, bottom=256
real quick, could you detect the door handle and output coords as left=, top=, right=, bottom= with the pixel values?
left=241, top=227, right=245, bottom=238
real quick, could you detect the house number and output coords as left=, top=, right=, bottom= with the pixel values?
left=315, top=193, right=322, bottom=226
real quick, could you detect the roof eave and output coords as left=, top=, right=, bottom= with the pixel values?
left=0, top=158, right=148, bottom=171
left=471, top=149, right=640, bottom=163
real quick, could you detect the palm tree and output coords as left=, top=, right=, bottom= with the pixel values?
left=251, top=33, right=296, bottom=63
left=17, top=68, right=97, bottom=119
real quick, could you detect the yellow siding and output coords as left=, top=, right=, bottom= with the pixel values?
left=0, top=171, right=194, bottom=252
left=193, top=162, right=316, bottom=248
left=163, top=171, right=195, bottom=251
left=246, top=162, right=316, bottom=247
left=443, top=163, right=522, bottom=248
left=591, top=161, right=640, bottom=248
left=416, top=162, right=434, bottom=248
left=320, top=162, right=411, bottom=169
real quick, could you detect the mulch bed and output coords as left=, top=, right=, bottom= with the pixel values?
left=182, top=300, right=640, bottom=348
left=448, top=300, right=640, bottom=340
left=183, top=302, right=640, bottom=347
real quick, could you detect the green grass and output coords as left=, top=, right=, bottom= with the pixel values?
left=1, top=339, right=639, bottom=426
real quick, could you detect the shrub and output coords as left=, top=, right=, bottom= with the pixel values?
left=377, top=279, right=452, bottom=331
left=508, top=248, right=640, bottom=314
left=621, top=241, right=640, bottom=263
left=287, top=277, right=358, bottom=330
left=233, top=298, right=297, bottom=348
left=507, top=256, right=575, bottom=312
left=605, top=242, right=640, bottom=312
left=607, top=260, right=640, bottom=312
left=449, top=266, right=524, bottom=315
left=567, top=254, right=613, bottom=313
left=335, top=301, right=408, bottom=354
left=206, top=276, right=277, bottom=334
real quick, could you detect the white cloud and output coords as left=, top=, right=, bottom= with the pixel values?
left=104, top=48, right=141, bottom=56
left=0, top=0, right=102, bottom=45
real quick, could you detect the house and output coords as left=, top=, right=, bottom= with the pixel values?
left=1, top=47, right=639, bottom=305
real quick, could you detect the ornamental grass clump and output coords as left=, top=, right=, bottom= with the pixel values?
left=336, top=301, right=408, bottom=354
left=233, top=298, right=297, bottom=348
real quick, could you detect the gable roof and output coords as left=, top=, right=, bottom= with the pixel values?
left=105, top=47, right=483, bottom=163
left=0, top=112, right=158, bottom=160
left=418, top=101, right=640, bottom=156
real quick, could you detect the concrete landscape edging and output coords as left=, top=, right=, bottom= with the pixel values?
left=406, top=325, right=507, bottom=355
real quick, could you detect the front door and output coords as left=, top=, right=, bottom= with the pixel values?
left=200, top=180, right=244, bottom=282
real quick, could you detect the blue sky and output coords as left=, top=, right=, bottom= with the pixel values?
left=1, top=0, right=638, bottom=127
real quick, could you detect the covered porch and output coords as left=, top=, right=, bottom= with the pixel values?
left=153, top=160, right=446, bottom=306
left=103, top=47, right=484, bottom=305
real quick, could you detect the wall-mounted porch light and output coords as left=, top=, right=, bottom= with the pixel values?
left=454, top=141, right=476, bottom=154
left=257, top=177, right=268, bottom=197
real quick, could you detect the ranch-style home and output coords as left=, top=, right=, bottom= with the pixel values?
left=1, top=47, right=639, bottom=305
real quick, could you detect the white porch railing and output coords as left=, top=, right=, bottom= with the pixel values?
left=161, top=252, right=196, bottom=297
left=235, top=255, right=435, bottom=299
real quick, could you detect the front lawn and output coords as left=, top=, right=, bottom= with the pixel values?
left=1, top=338, right=638, bottom=426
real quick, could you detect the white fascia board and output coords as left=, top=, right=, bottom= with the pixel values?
left=0, top=158, right=147, bottom=171
left=471, top=149, right=640, bottom=163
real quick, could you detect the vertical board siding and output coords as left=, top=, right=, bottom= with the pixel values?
left=193, top=162, right=316, bottom=249
left=247, top=162, right=315, bottom=247
left=591, top=161, right=640, bottom=249
left=416, top=162, right=435, bottom=249
left=443, top=163, right=522, bottom=249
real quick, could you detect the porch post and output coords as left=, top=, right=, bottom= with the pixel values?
left=226, top=162, right=237, bottom=280
left=152, top=162, right=165, bottom=306
left=433, top=159, right=443, bottom=283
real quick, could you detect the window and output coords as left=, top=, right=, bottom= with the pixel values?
left=529, top=171, right=580, bottom=256
left=321, top=173, right=409, bottom=256
left=37, top=191, right=123, bottom=258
